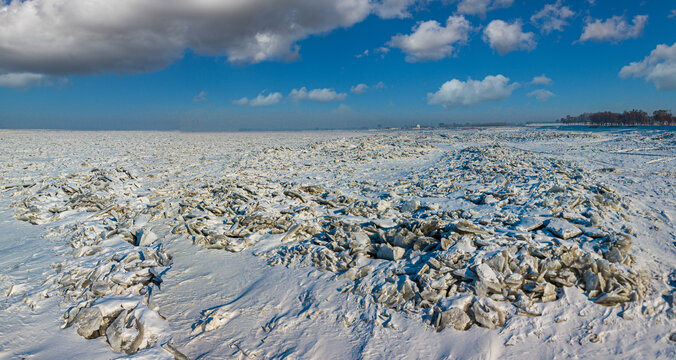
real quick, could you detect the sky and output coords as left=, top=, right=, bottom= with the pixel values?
left=0, top=0, right=675, bottom=131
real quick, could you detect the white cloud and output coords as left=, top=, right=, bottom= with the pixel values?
left=0, top=72, right=46, bottom=88
left=233, top=91, right=283, bottom=107
left=357, top=46, right=392, bottom=59
left=669, top=10, right=676, bottom=19
left=0, top=0, right=376, bottom=76
left=531, top=74, right=552, bottom=85
left=351, top=83, right=369, bottom=94
left=289, top=87, right=347, bottom=102
left=232, top=98, right=249, bottom=106
left=350, top=81, right=386, bottom=94
left=483, top=19, right=536, bottom=55
left=355, top=50, right=369, bottom=58
left=193, top=91, right=208, bottom=103
left=387, top=15, right=473, bottom=62
left=250, top=92, right=283, bottom=106
left=375, top=47, right=391, bottom=58
left=527, top=89, right=555, bottom=102
left=578, top=15, right=648, bottom=43
left=427, top=74, right=518, bottom=108
left=373, top=0, right=418, bottom=19
left=333, top=103, right=352, bottom=114
left=456, top=0, right=513, bottom=17
left=530, top=1, right=575, bottom=34
left=619, top=42, right=676, bottom=91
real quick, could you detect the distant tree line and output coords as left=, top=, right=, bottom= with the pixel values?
left=559, top=109, right=676, bottom=126
left=438, top=122, right=508, bottom=128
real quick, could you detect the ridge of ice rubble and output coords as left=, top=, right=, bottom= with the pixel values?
left=10, top=167, right=180, bottom=357
left=1, top=129, right=675, bottom=358
left=265, top=145, right=649, bottom=331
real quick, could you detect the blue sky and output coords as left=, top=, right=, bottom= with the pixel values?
left=0, top=0, right=674, bottom=130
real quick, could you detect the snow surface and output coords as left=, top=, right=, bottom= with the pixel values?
left=0, top=128, right=674, bottom=359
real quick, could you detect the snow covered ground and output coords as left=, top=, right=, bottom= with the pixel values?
left=0, top=127, right=674, bottom=359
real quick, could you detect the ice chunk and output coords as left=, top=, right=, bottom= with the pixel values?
left=514, top=217, right=544, bottom=232
left=136, top=229, right=158, bottom=247
left=400, top=200, right=420, bottom=213
left=105, top=309, right=143, bottom=354
left=546, top=218, right=582, bottom=239
left=377, top=244, right=405, bottom=261
left=435, top=307, right=471, bottom=331
left=471, top=298, right=505, bottom=329
left=474, top=263, right=501, bottom=293
left=73, top=307, right=104, bottom=339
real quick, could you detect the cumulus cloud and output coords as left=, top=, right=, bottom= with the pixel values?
left=387, top=15, right=473, bottom=62
left=456, top=0, right=513, bottom=17
left=669, top=10, right=676, bottom=19
left=233, top=91, right=283, bottom=107
left=527, top=89, right=555, bottom=102
left=578, top=15, right=648, bottom=43
left=530, top=1, right=575, bottom=34
left=427, top=74, right=518, bottom=108
left=531, top=74, right=552, bottom=85
left=483, top=19, right=536, bottom=55
left=619, top=42, right=676, bottom=91
left=0, top=72, right=46, bottom=88
left=351, top=83, right=369, bottom=94
left=0, top=0, right=377, bottom=76
left=193, top=91, right=208, bottom=103
left=289, top=87, right=347, bottom=102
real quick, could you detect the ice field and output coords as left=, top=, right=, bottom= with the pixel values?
left=1, top=127, right=675, bottom=359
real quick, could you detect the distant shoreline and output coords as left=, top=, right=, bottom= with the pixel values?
left=1, top=123, right=675, bottom=133
left=559, top=109, right=676, bottom=127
